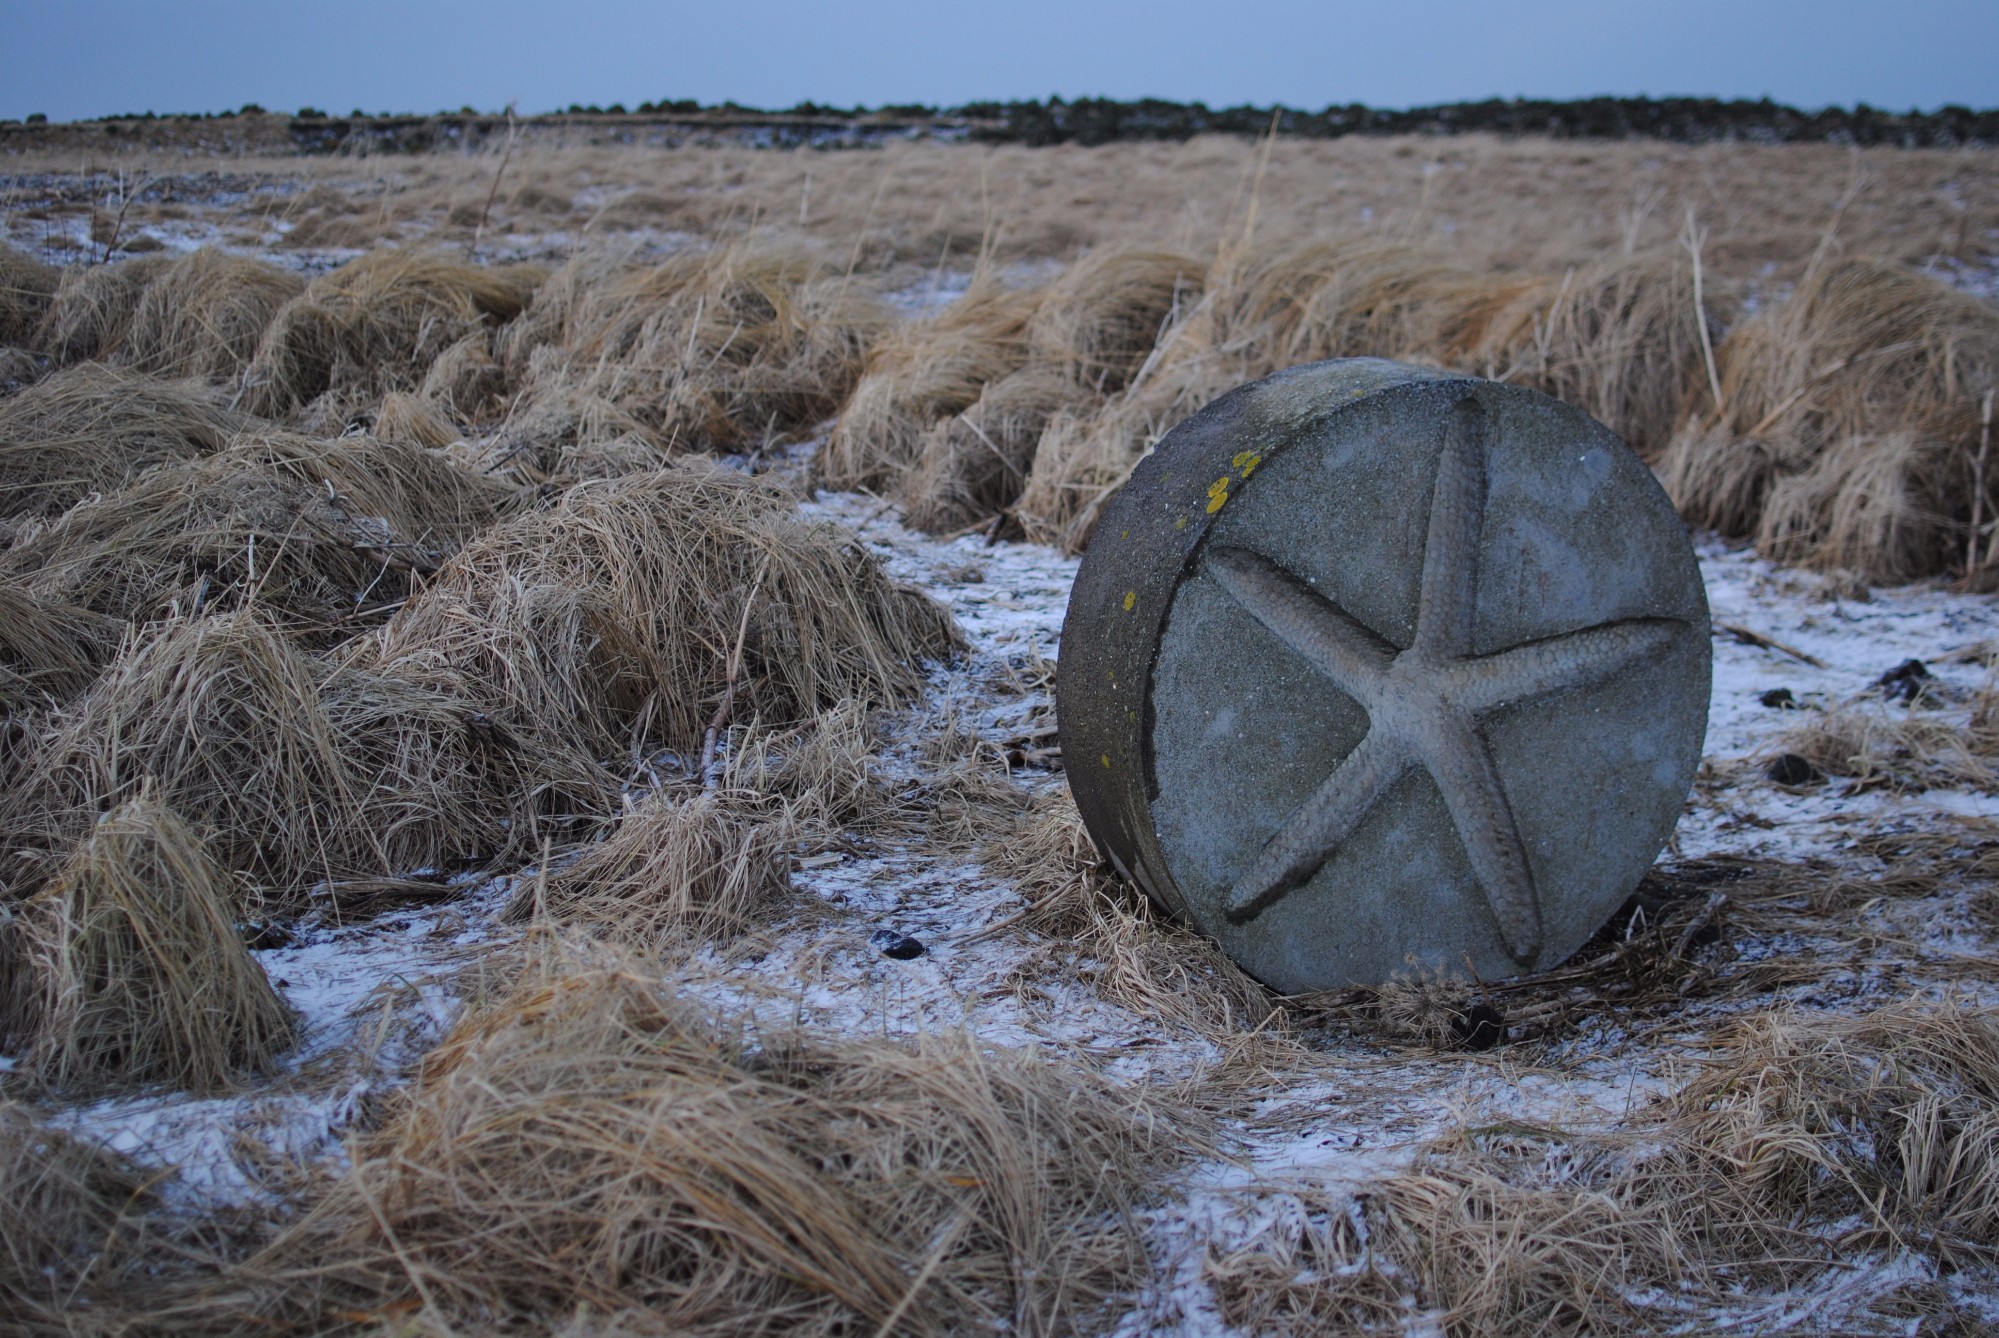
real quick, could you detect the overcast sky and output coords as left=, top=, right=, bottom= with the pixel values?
left=6, top=0, right=1995, bottom=123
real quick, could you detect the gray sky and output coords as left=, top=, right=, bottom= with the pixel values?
left=6, top=0, right=1995, bottom=123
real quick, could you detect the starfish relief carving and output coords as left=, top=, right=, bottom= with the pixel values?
left=1203, top=397, right=1682, bottom=964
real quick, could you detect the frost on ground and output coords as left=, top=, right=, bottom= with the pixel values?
left=10, top=482, right=1999, bottom=1332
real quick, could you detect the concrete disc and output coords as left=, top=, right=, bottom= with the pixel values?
left=1058, top=358, right=1711, bottom=992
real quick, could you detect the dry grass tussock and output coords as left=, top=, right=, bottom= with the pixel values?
left=503, top=788, right=793, bottom=948
left=236, top=957, right=1184, bottom=1335
left=1665, top=998, right=1999, bottom=1260
left=34, top=253, right=170, bottom=362
left=0, top=362, right=244, bottom=524
left=120, top=248, right=304, bottom=382
left=0, top=578, right=122, bottom=716
left=1028, top=247, right=1203, bottom=393
left=1472, top=247, right=1738, bottom=459
left=982, top=788, right=1278, bottom=1044
left=0, top=1098, right=155, bottom=1331
left=9, top=609, right=542, bottom=902
left=515, top=237, right=886, bottom=458
left=819, top=277, right=1038, bottom=493
left=0, top=240, right=60, bottom=346
left=1660, top=254, right=1999, bottom=583
left=242, top=249, right=543, bottom=423
left=1209, top=997, right=1999, bottom=1335
left=352, top=462, right=960, bottom=767
left=2, top=795, right=295, bottom=1094
left=902, top=362, right=1093, bottom=534
left=1776, top=688, right=1999, bottom=793
left=3, top=432, right=511, bottom=636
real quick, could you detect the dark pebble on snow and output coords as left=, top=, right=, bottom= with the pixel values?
left=870, top=929, right=926, bottom=960
left=1450, top=1002, right=1506, bottom=1051
left=1876, top=658, right=1931, bottom=703
left=1759, top=687, right=1798, bottom=709
left=1766, top=752, right=1824, bottom=786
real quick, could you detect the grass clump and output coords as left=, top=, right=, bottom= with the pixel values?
left=4, top=795, right=296, bottom=1093
left=0, top=1099, right=154, bottom=1330
left=242, top=249, right=543, bottom=422
left=1659, top=255, right=1999, bottom=583
left=902, top=362, right=1089, bottom=533
left=34, top=254, right=170, bottom=363
left=0, top=363, right=244, bottom=524
left=0, top=241, right=60, bottom=346
left=121, top=248, right=304, bottom=382
left=819, top=279, right=1038, bottom=492
left=239, top=958, right=1180, bottom=1335
left=354, top=462, right=960, bottom=766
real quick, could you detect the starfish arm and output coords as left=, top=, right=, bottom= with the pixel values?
left=1446, top=616, right=1683, bottom=714
left=1413, top=395, right=1490, bottom=659
left=1423, top=711, right=1544, bottom=965
left=1225, top=731, right=1411, bottom=924
left=1205, top=545, right=1397, bottom=703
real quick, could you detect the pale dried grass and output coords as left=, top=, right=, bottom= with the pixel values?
left=901, top=362, right=1091, bottom=533
left=0, top=362, right=243, bottom=522
left=1027, top=247, right=1203, bottom=393
left=503, top=789, right=793, bottom=947
left=1659, top=255, right=1999, bottom=582
left=350, top=463, right=960, bottom=767
left=1475, top=248, right=1737, bottom=458
left=5, top=795, right=295, bottom=1093
left=241, top=249, right=543, bottom=420
left=238, top=957, right=1183, bottom=1334
left=818, top=279, right=1038, bottom=492
left=982, top=788, right=1278, bottom=1043
left=540, top=237, right=886, bottom=455
left=34, top=254, right=170, bottom=363
left=120, top=249, right=303, bottom=382
left=1776, top=695, right=1999, bottom=793
left=0, top=1099, right=154, bottom=1329
left=0, top=241, right=60, bottom=346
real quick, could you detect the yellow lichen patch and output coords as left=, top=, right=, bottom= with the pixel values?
left=1206, top=478, right=1230, bottom=513
left=1101, top=754, right=1111, bottom=768
left=1232, top=449, right=1264, bottom=478
left=1174, top=515, right=1188, bottom=530
left=1123, top=590, right=1137, bottom=612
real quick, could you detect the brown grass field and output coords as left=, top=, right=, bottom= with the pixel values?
left=2, top=128, right=1999, bottom=1335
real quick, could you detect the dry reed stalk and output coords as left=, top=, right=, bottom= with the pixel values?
left=0, top=1099, right=153, bottom=1329
left=240, top=958, right=1182, bottom=1334
left=0, top=362, right=244, bottom=522
left=818, top=279, right=1039, bottom=492
left=33, top=254, right=169, bottom=363
left=350, top=463, right=959, bottom=767
left=500, top=788, right=793, bottom=946
left=1658, top=255, right=1999, bottom=582
left=550, top=237, right=888, bottom=455
left=7, top=795, right=296, bottom=1093
left=119, top=249, right=303, bottom=382
left=241, top=249, right=544, bottom=420
left=1027, top=247, right=1203, bottom=393
left=0, top=241, right=60, bottom=346
left=1473, top=248, right=1738, bottom=458
left=900, top=362, right=1092, bottom=533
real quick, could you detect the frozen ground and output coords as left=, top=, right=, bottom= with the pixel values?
left=12, top=484, right=1999, bottom=1332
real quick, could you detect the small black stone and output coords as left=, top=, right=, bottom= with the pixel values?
left=1759, top=687, right=1798, bottom=709
left=1766, top=752, right=1824, bottom=786
left=870, top=929, right=926, bottom=960
left=1876, top=658, right=1932, bottom=703
left=1450, top=1001, right=1506, bottom=1051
